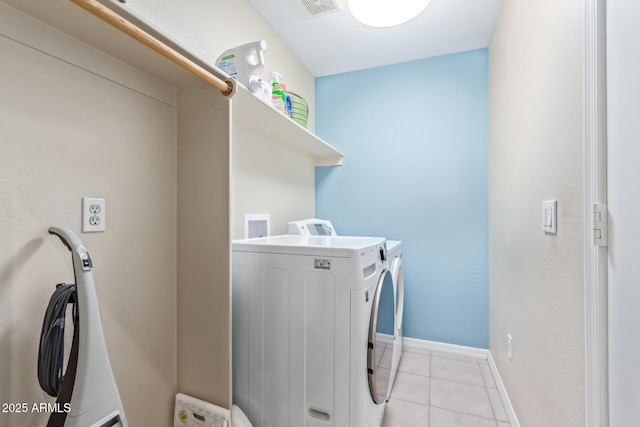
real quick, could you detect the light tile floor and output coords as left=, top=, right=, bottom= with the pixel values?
left=381, top=346, right=511, bottom=427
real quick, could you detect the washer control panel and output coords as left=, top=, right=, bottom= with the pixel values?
left=288, top=218, right=337, bottom=236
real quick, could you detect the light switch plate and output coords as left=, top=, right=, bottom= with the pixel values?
left=542, top=200, right=557, bottom=234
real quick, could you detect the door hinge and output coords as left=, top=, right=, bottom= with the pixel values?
left=593, top=203, right=608, bottom=247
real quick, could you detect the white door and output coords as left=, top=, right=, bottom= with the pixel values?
left=606, top=1, right=640, bottom=424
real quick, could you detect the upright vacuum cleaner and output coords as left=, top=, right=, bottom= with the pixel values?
left=39, top=227, right=128, bottom=427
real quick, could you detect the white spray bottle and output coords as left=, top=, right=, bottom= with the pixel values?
left=216, top=40, right=271, bottom=104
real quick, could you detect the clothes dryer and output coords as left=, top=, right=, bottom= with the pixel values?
left=288, top=219, right=405, bottom=402
left=232, top=235, right=391, bottom=427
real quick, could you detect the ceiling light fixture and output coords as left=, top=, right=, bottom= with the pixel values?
left=348, top=0, right=431, bottom=28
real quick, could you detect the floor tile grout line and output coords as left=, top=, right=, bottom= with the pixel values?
left=397, top=370, right=430, bottom=378
left=487, top=364, right=511, bottom=424
left=478, top=357, right=500, bottom=423
left=430, top=375, right=490, bottom=389
left=385, top=349, right=506, bottom=427
left=387, top=395, right=429, bottom=406
left=430, top=403, right=500, bottom=423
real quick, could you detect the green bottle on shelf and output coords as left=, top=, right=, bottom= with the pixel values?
left=268, top=72, right=292, bottom=118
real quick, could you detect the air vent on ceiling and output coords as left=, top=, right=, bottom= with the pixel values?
left=298, top=0, right=341, bottom=17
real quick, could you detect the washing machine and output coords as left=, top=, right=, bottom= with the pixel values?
left=232, top=235, right=391, bottom=427
left=288, top=219, right=404, bottom=402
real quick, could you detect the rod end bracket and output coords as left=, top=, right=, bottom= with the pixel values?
left=221, top=79, right=237, bottom=97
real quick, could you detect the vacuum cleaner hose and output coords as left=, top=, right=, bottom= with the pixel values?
left=38, top=283, right=78, bottom=398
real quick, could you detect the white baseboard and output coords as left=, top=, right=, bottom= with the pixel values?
left=376, top=333, right=395, bottom=346
left=487, top=352, right=521, bottom=427
left=402, top=336, right=490, bottom=360
left=401, top=337, right=520, bottom=426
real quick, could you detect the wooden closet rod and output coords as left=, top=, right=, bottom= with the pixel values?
left=69, top=0, right=235, bottom=96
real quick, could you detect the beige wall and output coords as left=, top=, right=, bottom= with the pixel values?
left=177, top=81, right=317, bottom=240
left=0, top=5, right=177, bottom=427
left=231, top=122, right=316, bottom=239
left=177, top=95, right=232, bottom=408
left=488, top=1, right=585, bottom=426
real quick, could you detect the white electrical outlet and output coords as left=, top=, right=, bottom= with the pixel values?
left=507, top=334, right=513, bottom=361
left=82, top=197, right=105, bottom=232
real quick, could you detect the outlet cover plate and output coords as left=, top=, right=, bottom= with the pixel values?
left=244, top=213, right=270, bottom=239
left=82, top=197, right=105, bottom=232
left=542, top=200, right=557, bottom=234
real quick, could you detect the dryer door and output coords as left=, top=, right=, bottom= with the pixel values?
left=367, top=269, right=394, bottom=404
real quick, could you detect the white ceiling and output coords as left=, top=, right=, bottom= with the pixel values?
left=248, top=0, right=503, bottom=77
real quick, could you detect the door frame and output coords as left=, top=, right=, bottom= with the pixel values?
left=584, top=0, right=608, bottom=425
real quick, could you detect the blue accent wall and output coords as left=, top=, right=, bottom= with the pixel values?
left=315, top=49, right=489, bottom=348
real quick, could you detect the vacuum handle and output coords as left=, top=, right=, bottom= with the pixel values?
left=49, top=227, right=82, bottom=252
left=48, top=227, right=93, bottom=271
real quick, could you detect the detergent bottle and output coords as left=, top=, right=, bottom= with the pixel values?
left=269, top=72, right=293, bottom=117
left=216, top=40, right=271, bottom=104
